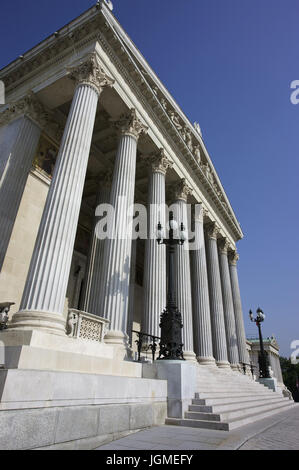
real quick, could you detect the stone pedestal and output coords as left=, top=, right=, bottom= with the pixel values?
left=258, top=377, right=280, bottom=393
left=142, top=360, right=197, bottom=418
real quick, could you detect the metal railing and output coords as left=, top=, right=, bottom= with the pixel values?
left=241, top=362, right=256, bottom=378
left=132, top=330, right=161, bottom=362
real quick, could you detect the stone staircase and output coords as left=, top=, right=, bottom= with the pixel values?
left=166, top=364, right=295, bottom=431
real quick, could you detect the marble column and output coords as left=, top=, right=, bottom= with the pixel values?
left=228, top=251, right=250, bottom=364
left=173, top=179, right=196, bottom=361
left=80, top=170, right=112, bottom=315
left=205, top=223, right=230, bottom=368
left=190, top=205, right=215, bottom=365
left=127, top=238, right=137, bottom=346
left=12, top=54, right=114, bottom=334
left=0, top=94, right=46, bottom=271
left=218, top=238, right=240, bottom=369
left=100, top=109, right=147, bottom=349
left=142, top=149, right=172, bottom=338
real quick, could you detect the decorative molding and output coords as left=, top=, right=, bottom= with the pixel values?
left=228, top=250, right=239, bottom=265
left=173, top=178, right=193, bottom=202
left=142, top=148, right=173, bottom=175
left=206, top=222, right=220, bottom=240
left=218, top=238, right=231, bottom=255
left=68, top=53, right=114, bottom=95
left=112, top=108, right=148, bottom=140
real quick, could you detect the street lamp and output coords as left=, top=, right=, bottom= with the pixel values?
left=249, top=307, right=270, bottom=378
left=156, top=211, right=186, bottom=360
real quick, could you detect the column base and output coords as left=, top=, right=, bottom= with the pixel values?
left=216, top=360, right=231, bottom=369
left=197, top=356, right=216, bottom=366
left=183, top=350, right=197, bottom=362
left=10, top=310, right=66, bottom=336
left=104, top=330, right=133, bottom=361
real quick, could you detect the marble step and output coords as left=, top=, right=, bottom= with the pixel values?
left=190, top=396, right=288, bottom=413
left=166, top=402, right=295, bottom=431
left=195, top=392, right=282, bottom=400
left=186, top=398, right=291, bottom=422
left=192, top=394, right=280, bottom=406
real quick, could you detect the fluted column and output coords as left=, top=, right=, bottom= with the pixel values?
left=218, top=238, right=239, bottom=369
left=142, top=149, right=172, bottom=338
left=190, top=205, right=215, bottom=365
left=205, top=223, right=230, bottom=368
left=0, top=94, right=46, bottom=271
left=127, top=239, right=137, bottom=345
left=173, top=179, right=196, bottom=361
left=11, top=54, right=114, bottom=334
left=81, top=170, right=112, bottom=315
left=228, top=251, right=250, bottom=364
left=100, top=109, right=147, bottom=349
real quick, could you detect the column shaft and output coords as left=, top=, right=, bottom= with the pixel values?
left=0, top=116, right=41, bottom=270
left=190, top=207, right=215, bottom=364
left=13, top=83, right=99, bottom=334
left=218, top=242, right=239, bottom=368
left=229, top=253, right=250, bottom=364
left=143, top=171, right=166, bottom=337
left=81, top=183, right=111, bottom=315
left=100, top=110, right=147, bottom=348
left=173, top=191, right=196, bottom=361
left=205, top=225, right=230, bottom=367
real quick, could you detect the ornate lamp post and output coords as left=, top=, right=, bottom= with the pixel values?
left=156, top=211, right=187, bottom=360
left=249, top=307, right=270, bottom=378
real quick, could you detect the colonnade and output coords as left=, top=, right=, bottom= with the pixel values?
left=0, top=54, right=249, bottom=368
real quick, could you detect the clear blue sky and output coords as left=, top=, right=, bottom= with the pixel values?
left=0, top=0, right=298, bottom=357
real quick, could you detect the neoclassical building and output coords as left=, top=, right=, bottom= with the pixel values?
left=0, top=1, right=293, bottom=450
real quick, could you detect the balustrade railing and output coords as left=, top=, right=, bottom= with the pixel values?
left=132, top=330, right=161, bottom=362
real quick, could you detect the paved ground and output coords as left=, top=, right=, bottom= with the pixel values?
left=96, top=404, right=299, bottom=450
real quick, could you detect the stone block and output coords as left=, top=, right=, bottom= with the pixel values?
left=55, top=406, right=99, bottom=443
left=0, top=408, right=57, bottom=450
left=129, top=403, right=154, bottom=430
left=153, top=401, right=167, bottom=425
left=98, top=404, right=130, bottom=435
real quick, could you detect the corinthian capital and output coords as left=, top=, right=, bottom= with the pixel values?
left=113, top=108, right=148, bottom=140
left=228, top=250, right=239, bottom=265
left=0, top=91, right=48, bottom=128
left=69, top=53, right=114, bottom=95
left=142, top=148, right=173, bottom=175
left=173, top=178, right=192, bottom=202
left=218, top=238, right=231, bottom=255
left=206, top=222, right=220, bottom=240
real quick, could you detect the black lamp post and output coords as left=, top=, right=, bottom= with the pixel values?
left=156, top=211, right=187, bottom=360
left=249, top=307, right=270, bottom=378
